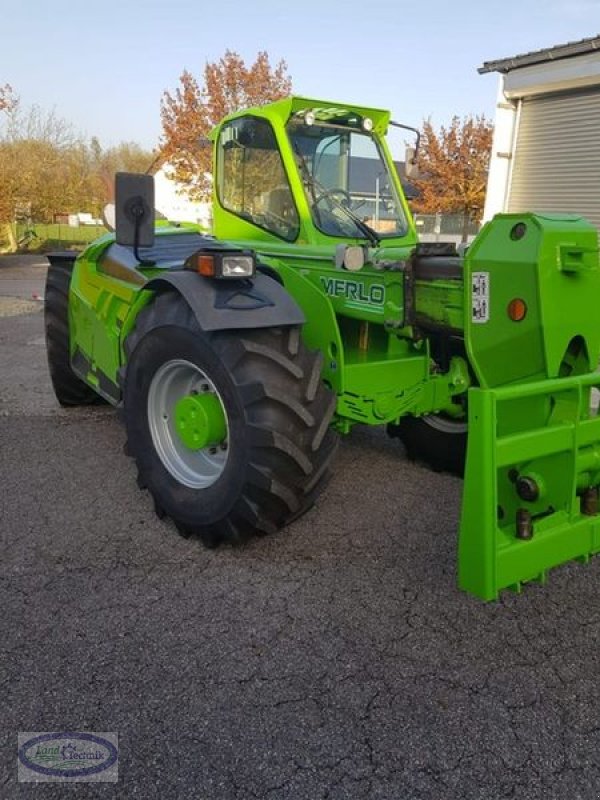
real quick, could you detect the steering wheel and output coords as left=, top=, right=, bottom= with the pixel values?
left=313, top=188, right=353, bottom=209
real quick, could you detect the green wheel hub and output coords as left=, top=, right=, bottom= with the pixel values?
left=174, top=393, right=227, bottom=450
left=147, top=358, right=230, bottom=489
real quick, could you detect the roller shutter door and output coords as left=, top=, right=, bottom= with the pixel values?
left=508, top=88, right=600, bottom=229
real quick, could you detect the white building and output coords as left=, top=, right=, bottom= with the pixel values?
left=481, top=35, right=600, bottom=228
left=153, top=164, right=212, bottom=230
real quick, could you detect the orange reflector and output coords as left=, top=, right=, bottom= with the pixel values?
left=196, top=255, right=215, bottom=276
left=507, top=298, right=527, bottom=322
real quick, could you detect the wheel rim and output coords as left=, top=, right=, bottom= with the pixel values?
left=421, top=413, right=468, bottom=435
left=147, top=359, right=229, bottom=489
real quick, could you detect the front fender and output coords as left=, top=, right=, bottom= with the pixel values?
left=144, top=270, right=305, bottom=332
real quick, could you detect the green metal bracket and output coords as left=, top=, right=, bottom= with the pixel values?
left=459, top=373, right=600, bottom=600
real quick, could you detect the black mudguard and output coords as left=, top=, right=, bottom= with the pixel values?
left=144, top=271, right=305, bottom=332
left=46, top=251, right=78, bottom=269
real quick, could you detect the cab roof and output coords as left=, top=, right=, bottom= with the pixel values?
left=211, top=95, right=391, bottom=138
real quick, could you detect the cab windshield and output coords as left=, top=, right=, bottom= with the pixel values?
left=287, top=123, right=408, bottom=241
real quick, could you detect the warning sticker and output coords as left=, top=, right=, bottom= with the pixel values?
left=472, top=272, right=490, bottom=324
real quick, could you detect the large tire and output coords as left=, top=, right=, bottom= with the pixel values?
left=44, top=257, right=101, bottom=406
left=122, top=292, right=339, bottom=547
left=388, top=414, right=467, bottom=476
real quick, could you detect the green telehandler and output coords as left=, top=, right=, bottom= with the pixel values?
left=45, top=96, right=600, bottom=600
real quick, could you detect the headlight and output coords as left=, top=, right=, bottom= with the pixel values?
left=185, top=249, right=256, bottom=279
left=335, top=244, right=365, bottom=271
left=221, top=255, right=255, bottom=277
left=344, top=246, right=365, bottom=271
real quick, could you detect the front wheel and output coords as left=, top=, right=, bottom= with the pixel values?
left=388, top=413, right=467, bottom=476
left=122, top=293, right=339, bottom=547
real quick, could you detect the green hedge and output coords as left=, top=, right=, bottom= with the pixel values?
left=13, top=223, right=108, bottom=252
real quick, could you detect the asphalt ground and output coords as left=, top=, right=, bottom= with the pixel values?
left=2, top=256, right=600, bottom=799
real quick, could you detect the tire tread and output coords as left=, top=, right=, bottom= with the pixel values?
left=44, top=258, right=101, bottom=406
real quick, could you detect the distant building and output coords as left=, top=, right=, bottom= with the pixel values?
left=153, top=164, right=212, bottom=230
left=68, top=212, right=103, bottom=227
left=481, top=35, right=600, bottom=227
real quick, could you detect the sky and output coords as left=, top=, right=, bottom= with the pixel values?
left=2, top=0, right=600, bottom=151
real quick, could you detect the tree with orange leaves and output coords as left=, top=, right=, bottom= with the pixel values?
left=160, top=51, right=292, bottom=201
left=412, top=115, right=493, bottom=241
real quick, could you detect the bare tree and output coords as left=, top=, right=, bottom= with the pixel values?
left=0, top=88, right=154, bottom=250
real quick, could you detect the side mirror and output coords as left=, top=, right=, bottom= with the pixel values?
left=115, top=172, right=155, bottom=253
left=404, top=146, right=420, bottom=180
left=102, top=203, right=116, bottom=232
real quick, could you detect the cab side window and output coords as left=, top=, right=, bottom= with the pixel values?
left=218, top=117, right=299, bottom=241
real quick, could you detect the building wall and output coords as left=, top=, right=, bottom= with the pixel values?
left=483, top=50, right=600, bottom=224
left=482, top=82, right=520, bottom=222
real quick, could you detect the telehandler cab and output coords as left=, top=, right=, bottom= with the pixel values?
left=45, top=96, right=600, bottom=600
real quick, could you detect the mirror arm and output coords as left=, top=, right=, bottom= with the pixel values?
left=389, top=121, right=421, bottom=164
left=126, top=196, right=155, bottom=267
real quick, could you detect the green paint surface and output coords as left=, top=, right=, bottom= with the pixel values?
left=174, top=393, right=227, bottom=450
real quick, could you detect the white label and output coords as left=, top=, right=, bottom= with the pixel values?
left=472, top=272, right=490, bottom=324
